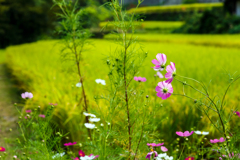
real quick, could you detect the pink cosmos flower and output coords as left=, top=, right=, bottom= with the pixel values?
left=235, top=111, right=240, bottom=118
left=39, top=114, right=46, bottom=118
left=156, top=81, right=173, bottom=100
left=185, top=157, right=195, bottom=160
left=21, top=92, right=33, bottom=99
left=76, top=150, right=99, bottom=159
left=210, top=137, right=225, bottom=143
left=176, top=131, right=194, bottom=137
left=146, top=150, right=158, bottom=160
left=26, top=110, right=32, bottom=113
left=134, top=77, right=146, bottom=82
left=161, top=146, right=168, bottom=152
left=0, top=147, right=5, bottom=151
left=64, top=142, right=77, bottom=146
left=152, top=53, right=167, bottom=71
left=147, top=143, right=164, bottom=147
left=165, top=62, right=176, bottom=83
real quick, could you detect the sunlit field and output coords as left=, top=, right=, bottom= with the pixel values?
left=5, top=35, right=240, bottom=147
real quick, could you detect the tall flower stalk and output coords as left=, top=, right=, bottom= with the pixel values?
left=53, top=0, right=91, bottom=137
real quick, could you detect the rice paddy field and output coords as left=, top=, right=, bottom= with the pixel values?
left=4, top=34, right=240, bottom=146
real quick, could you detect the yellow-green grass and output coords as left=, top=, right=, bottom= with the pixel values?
left=127, top=2, right=223, bottom=14
left=104, top=33, right=240, bottom=48
left=5, top=38, right=240, bottom=144
left=100, top=21, right=184, bottom=30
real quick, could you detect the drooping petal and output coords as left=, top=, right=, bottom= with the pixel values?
left=157, top=72, right=164, bottom=78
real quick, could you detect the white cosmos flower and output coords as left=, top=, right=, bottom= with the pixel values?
left=52, top=152, right=65, bottom=159
left=89, top=117, right=100, bottom=122
left=156, top=153, right=173, bottom=160
left=76, top=82, right=82, bottom=87
left=100, top=123, right=104, bottom=126
left=80, top=155, right=95, bottom=160
left=83, top=112, right=96, bottom=118
left=195, top=131, right=209, bottom=135
left=84, top=123, right=95, bottom=129
left=95, top=79, right=106, bottom=85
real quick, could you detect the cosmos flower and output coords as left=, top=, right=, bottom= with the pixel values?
left=161, top=146, right=168, bottom=152
left=176, top=131, right=194, bottom=137
left=76, top=82, right=82, bottom=87
left=21, top=92, right=33, bottom=99
left=156, top=81, right=173, bottom=100
left=76, top=150, right=99, bottom=160
left=89, top=118, right=100, bottom=122
left=147, top=143, right=164, bottom=147
left=210, top=137, right=225, bottom=143
left=165, top=62, right=176, bottom=84
left=83, top=112, right=96, bottom=118
left=134, top=77, right=147, bottom=82
left=235, top=111, right=240, bottom=118
left=64, top=142, right=77, bottom=146
left=52, top=152, right=65, bottom=159
left=146, top=150, right=158, bottom=160
left=194, top=131, right=209, bottom=135
left=0, top=147, right=5, bottom=151
left=156, top=153, right=173, bottom=160
left=39, top=114, right=46, bottom=118
left=26, top=110, right=32, bottom=113
left=95, top=79, right=106, bottom=85
left=152, top=53, right=167, bottom=71
left=84, top=123, right=95, bottom=129
left=185, top=157, right=195, bottom=160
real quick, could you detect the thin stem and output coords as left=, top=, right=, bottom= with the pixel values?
left=178, top=142, right=185, bottom=160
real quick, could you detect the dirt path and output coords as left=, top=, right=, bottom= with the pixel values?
left=0, top=63, right=20, bottom=146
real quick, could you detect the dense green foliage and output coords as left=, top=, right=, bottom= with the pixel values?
left=173, top=10, right=240, bottom=34
left=0, top=0, right=56, bottom=48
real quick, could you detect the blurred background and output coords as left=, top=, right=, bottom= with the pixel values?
left=0, top=0, right=240, bottom=48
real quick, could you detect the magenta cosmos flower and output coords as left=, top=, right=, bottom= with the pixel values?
left=176, top=131, right=194, bottom=137
left=147, top=143, right=164, bottom=147
left=235, top=111, right=240, bottom=118
left=146, top=150, right=158, bottom=160
left=64, top=142, right=77, bottom=146
left=165, top=62, right=176, bottom=84
left=210, top=137, right=225, bottom=143
left=185, top=157, right=195, bottom=160
left=0, top=147, right=5, bottom=152
left=156, top=81, right=173, bottom=100
left=152, top=53, right=167, bottom=71
left=134, top=77, right=146, bottom=82
left=21, top=92, right=33, bottom=99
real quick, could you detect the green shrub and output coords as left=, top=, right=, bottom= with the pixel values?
left=173, top=10, right=240, bottom=34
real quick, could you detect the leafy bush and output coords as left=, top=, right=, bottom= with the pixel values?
left=173, top=10, right=240, bottom=34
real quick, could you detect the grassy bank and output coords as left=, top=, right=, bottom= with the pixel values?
left=5, top=37, right=240, bottom=144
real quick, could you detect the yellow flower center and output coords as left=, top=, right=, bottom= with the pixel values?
left=0, top=147, right=2, bottom=150
left=201, top=131, right=203, bottom=134
left=189, top=158, right=191, bottom=160
left=151, top=149, right=154, bottom=152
